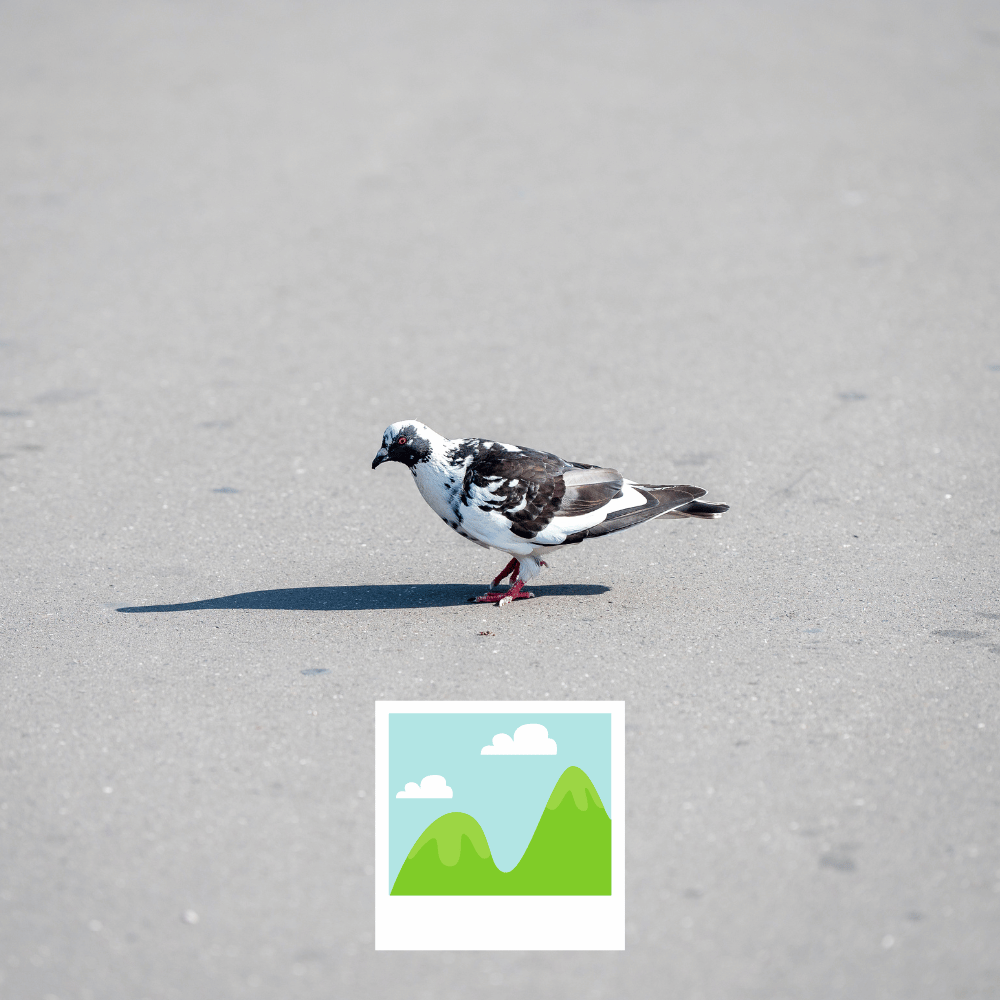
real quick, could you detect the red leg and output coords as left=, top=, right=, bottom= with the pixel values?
left=474, top=572, right=534, bottom=605
left=490, top=557, right=520, bottom=588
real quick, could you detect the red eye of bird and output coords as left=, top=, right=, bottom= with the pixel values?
left=397, top=436, right=407, bottom=445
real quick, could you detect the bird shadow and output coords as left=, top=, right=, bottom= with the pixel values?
left=115, top=582, right=611, bottom=613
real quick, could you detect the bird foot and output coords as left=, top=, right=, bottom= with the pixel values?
left=472, top=561, right=541, bottom=606
left=499, top=590, right=534, bottom=607
left=471, top=589, right=535, bottom=604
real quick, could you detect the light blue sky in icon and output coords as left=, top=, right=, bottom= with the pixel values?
left=388, top=712, right=611, bottom=887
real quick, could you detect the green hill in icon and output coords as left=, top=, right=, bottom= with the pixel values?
left=390, top=766, right=611, bottom=895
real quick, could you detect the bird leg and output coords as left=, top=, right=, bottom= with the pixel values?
left=473, top=561, right=534, bottom=605
left=490, top=557, right=520, bottom=588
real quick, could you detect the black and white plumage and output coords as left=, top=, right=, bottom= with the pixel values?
left=372, top=420, right=729, bottom=605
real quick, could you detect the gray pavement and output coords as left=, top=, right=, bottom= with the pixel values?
left=2, top=0, right=999, bottom=997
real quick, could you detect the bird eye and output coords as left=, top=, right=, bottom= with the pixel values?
left=397, top=436, right=407, bottom=445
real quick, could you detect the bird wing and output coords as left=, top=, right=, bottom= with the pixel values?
left=557, top=483, right=709, bottom=543
left=460, top=442, right=623, bottom=541
left=558, top=466, right=625, bottom=516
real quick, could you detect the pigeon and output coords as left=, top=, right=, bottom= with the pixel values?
left=372, top=420, right=729, bottom=606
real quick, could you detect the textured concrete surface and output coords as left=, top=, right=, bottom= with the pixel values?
left=2, top=1, right=999, bottom=997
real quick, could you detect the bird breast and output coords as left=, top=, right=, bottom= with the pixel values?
left=411, top=459, right=465, bottom=525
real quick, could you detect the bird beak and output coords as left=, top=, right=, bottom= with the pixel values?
left=372, top=447, right=389, bottom=470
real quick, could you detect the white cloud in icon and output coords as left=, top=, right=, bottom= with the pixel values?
left=395, top=774, right=453, bottom=799
left=481, top=723, right=557, bottom=756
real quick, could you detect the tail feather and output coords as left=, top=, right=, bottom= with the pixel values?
left=657, top=499, right=730, bottom=520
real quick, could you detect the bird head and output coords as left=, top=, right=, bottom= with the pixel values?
left=372, top=420, right=435, bottom=469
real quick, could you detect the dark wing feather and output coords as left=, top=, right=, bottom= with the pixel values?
left=460, top=444, right=571, bottom=539
left=456, top=442, right=624, bottom=540
left=558, top=467, right=624, bottom=516
left=561, top=484, right=707, bottom=543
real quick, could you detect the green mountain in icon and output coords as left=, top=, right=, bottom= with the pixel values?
left=390, top=766, right=611, bottom=895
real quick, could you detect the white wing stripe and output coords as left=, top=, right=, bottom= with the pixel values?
left=532, top=483, right=650, bottom=545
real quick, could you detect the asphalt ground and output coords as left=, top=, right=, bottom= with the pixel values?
left=1, top=1, right=999, bottom=997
